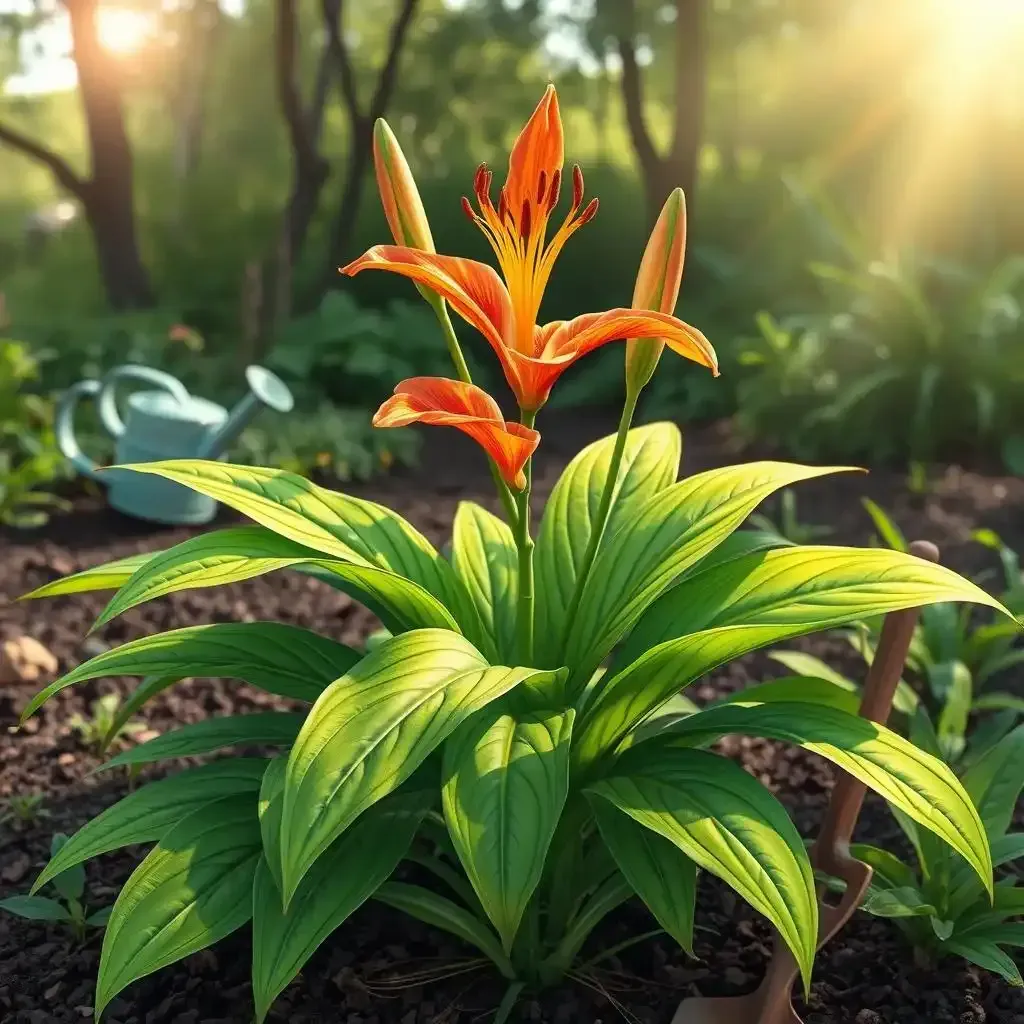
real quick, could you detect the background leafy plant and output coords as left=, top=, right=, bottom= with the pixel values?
left=0, top=338, right=68, bottom=528
left=852, top=724, right=1024, bottom=984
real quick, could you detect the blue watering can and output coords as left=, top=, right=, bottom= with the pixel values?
left=55, top=364, right=294, bottom=525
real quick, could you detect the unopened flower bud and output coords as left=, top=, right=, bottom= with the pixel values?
left=625, top=188, right=687, bottom=395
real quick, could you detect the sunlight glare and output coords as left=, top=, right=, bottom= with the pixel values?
left=96, top=9, right=152, bottom=55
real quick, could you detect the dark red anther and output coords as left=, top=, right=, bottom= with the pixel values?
left=577, top=197, right=599, bottom=225
left=473, top=163, right=489, bottom=196
left=546, top=169, right=562, bottom=212
left=520, top=199, right=532, bottom=240
left=460, top=196, right=476, bottom=223
left=571, top=165, right=585, bottom=209
left=536, top=169, right=547, bottom=205
left=498, top=187, right=510, bottom=222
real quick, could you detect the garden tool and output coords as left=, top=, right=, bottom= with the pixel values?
left=671, top=539, right=941, bottom=1024
left=55, top=362, right=294, bottom=525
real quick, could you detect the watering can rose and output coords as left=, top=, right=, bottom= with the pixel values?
left=343, top=85, right=718, bottom=414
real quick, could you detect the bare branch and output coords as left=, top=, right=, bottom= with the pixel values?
left=616, top=3, right=658, bottom=175
left=275, top=0, right=329, bottom=180
left=0, top=121, right=90, bottom=198
left=367, top=0, right=420, bottom=121
left=325, top=0, right=362, bottom=124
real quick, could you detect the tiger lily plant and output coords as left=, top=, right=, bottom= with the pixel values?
left=18, top=87, right=1018, bottom=1023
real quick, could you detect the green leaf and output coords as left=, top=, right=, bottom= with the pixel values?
left=258, top=758, right=288, bottom=898
left=645, top=701, right=991, bottom=894
left=860, top=886, right=936, bottom=918
left=100, top=713, right=304, bottom=771
left=848, top=843, right=919, bottom=890
left=581, top=546, right=1011, bottom=767
left=544, top=873, right=634, bottom=973
left=100, top=676, right=177, bottom=750
left=770, top=647, right=925, bottom=712
left=20, top=551, right=155, bottom=600
left=95, top=795, right=262, bottom=1016
left=718, top=676, right=862, bottom=715
left=945, top=936, right=1024, bottom=986
left=767, top=650, right=859, bottom=691
left=31, top=760, right=267, bottom=894
left=252, top=794, right=425, bottom=1022
left=86, top=906, right=113, bottom=927
left=565, top=463, right=857, bottom=689
left=533, top=423, right=682, bottom=668
left=0, top=895, right=71, bottom=922
left=450, top=502, right=518, bottom=661
left=961, top=725, right=1024, bottom=839
left=279, top=629, right=546, bottom=903
left=442, top=704, right=574, bottom=951
left=972, top=692, right=1024, bottom=714
left=934, top=661, right=973, bottom=763
left=91, top=525, right=460, bottom=639
left=587, top=747, right=817, bottom=991
left=374, top=881, right=514, bottom=975
left=591, top=799, right=697, bottom=954
left=118, top=460, right=474, bottom=629
left=22, top=622, right=359, bottom=721
left=620, top=546, right=1010, bottom=666
left=861, top=498, right=908, bottom=552
left=48, top=833, right=85, bottom=902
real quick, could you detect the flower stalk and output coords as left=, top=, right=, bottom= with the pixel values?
left=435, top=307, right=519, bottom=525
left=515, top=409, right=537, bottom=663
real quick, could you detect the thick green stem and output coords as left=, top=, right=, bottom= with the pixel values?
left=435, top=300, right=474, bottom=385
left=515, top=409, right=537, bottom=664
left=435, top=303, right=519, bottom=527
left=557, top=389, right=639, bottom=657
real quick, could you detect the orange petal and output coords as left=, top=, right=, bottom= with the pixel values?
left=341, top=245, right=513, bottom=353
left=373, top=119, right=434, bottom=252
left=372, top=377, right=539, bottom=490
left=505, top=85, right=564, bottom=226
left=512, top=309, right=718, bottom=412
left=544, top=309, right=718, bottom=371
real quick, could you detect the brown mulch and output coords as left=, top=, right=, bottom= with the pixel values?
left=2, top=412, right=1023, bottom=1024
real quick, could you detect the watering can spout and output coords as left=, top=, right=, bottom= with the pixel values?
left=196, top=365, right=294, bottom=459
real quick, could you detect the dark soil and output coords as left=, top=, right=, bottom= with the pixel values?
left=2, top=412, right=1023, bottom=1024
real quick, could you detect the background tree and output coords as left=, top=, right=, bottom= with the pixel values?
left=0, top=0, right=153, bottom=309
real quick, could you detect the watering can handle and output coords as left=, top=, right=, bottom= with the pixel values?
left=53, top=366, right=191, bottom=481
left=54, top=379, right=104, bottom=480
left=95, top=365, right=191, bottom=438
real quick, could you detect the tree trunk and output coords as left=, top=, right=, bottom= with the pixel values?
left=325, top=121, right=372, bottom=275
left=68, top=0, right=154, bottom=308
left=322, top=0, right=420, bottom=286
left=617, top=0, right=707, bottom=225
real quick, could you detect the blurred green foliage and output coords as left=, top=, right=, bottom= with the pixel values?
left=0, top=0, right=1021, bottom=487
left=0, top=339, right=69, bottom=528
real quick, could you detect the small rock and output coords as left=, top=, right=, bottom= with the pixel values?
left=43, top=982, right=60, bottom=1001
left=855, top=1011, right=882, bottom=1024
left=57, top=752, right=76, bottom=766
left=80, top=637, right=111, bottom=659
left=47, top=553, right=75, bottom=576
left=1, top=853, right=30, bottom=884
left=0, top=636, right=58, bottom=684
left=724, top=966, right=749, bottom=988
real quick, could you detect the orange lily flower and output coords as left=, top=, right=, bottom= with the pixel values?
left=342, top=85, right=718, bottom=413
left=373, top=377, right=540, bottom=490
